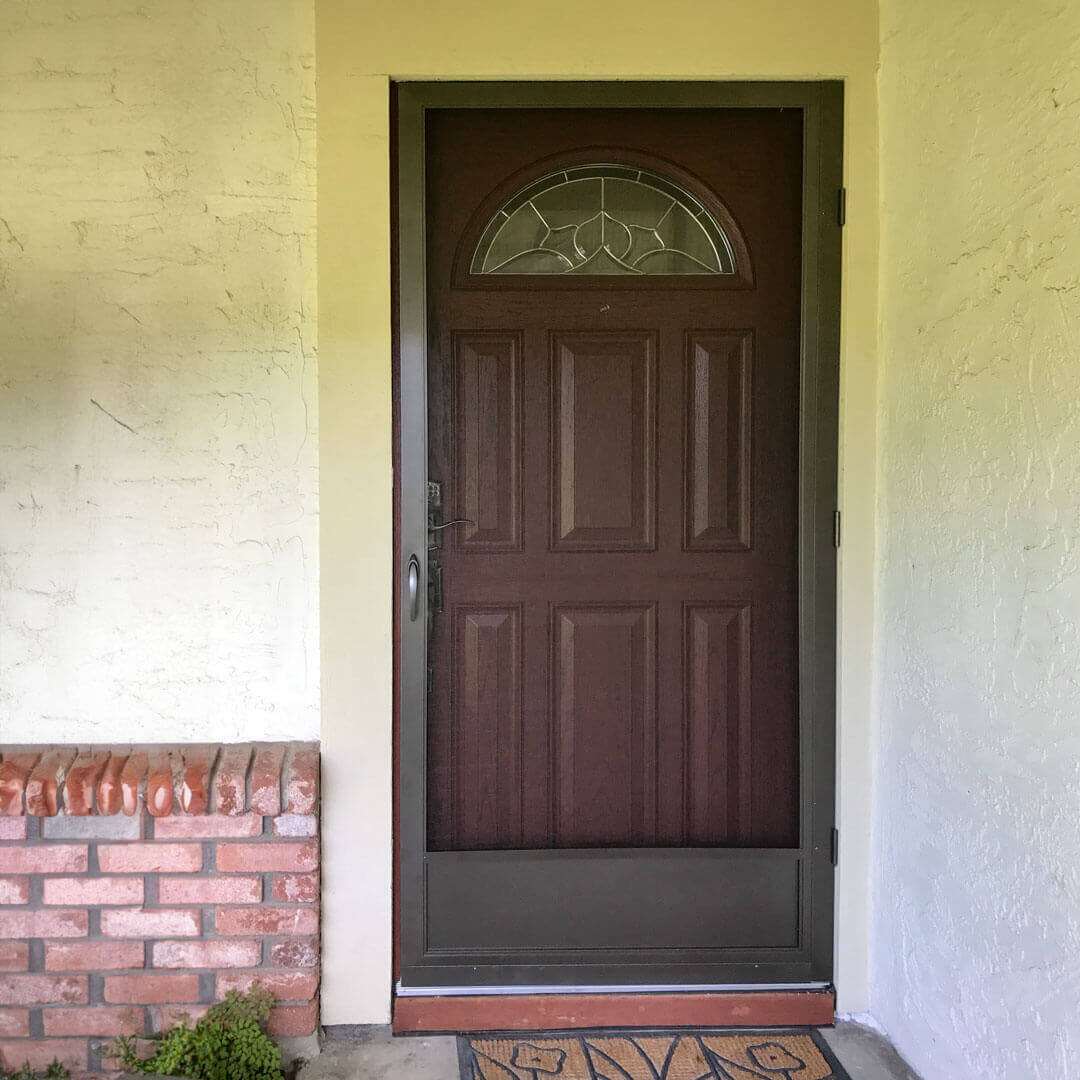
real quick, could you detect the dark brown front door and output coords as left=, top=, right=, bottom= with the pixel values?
left=397, top=83, right=841, bottom=990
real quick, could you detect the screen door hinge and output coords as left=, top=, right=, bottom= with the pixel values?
left=838, top=187, right=846, bottom=227
left=830, top=827, right=839, bottom=867
left=833, top=510, right=841, bottom=548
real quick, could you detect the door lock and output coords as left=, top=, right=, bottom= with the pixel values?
left=428, top=563, right=444, bottom=615
left=426, top=480, right=471, bottom=625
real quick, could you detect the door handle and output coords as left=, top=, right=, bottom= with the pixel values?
left=407, top=554, right=421, bottom=621
left=428, top=517, right=475, bottom=550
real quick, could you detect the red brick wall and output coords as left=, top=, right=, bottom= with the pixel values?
left=0, top=744, right=319, bottom=1077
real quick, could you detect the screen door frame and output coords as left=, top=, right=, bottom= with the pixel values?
left=395, top=80, right=843, bottom=991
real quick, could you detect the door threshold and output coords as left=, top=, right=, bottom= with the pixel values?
left=391, top=986, right=836, bottom=1033
left=395, top=981, right=831, bottom=997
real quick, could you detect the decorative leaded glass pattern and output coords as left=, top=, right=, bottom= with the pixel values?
left=471, top=164, right=737, bottom=276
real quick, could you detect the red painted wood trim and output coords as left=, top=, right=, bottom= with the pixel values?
left=392, top=990, right=835, bottom=1033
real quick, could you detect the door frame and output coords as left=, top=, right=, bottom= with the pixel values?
left=395, top=80, right=843, bottom=992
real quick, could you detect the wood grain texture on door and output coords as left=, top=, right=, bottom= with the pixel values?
left=450, top=604, right=523, bottom=850
left=551, top=332, right=656, bottom=552
left=684, top=331, right=752, bottom=551
left=553, top=604, right=658, bottom=846
left=685, top=603, right=752, bottom=845
left=426, top=108, right=801, bottom=853
left=453, top=332, right=522, bottom=552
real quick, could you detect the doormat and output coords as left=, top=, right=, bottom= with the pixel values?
left=459, top=1030, right=851, bottom=1080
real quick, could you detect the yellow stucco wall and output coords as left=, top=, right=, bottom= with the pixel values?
left=0, top=3, right=317, bottom=740
left=317, top=0, right=880, bottom=1022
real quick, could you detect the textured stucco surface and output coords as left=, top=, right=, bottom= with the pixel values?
left=0, top=0, right=879, bottom=1030
left=874, top=1, right=1080, bottom=1077
left=0, top=0, right=318, bottom=742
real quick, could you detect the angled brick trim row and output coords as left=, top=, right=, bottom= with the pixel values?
left=0, top=743, right=318, bottom=821
left=0, top=743, right=320, bottom=1078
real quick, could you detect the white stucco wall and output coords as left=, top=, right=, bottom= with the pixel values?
left=873, top=1, right=1080, bottom=1076
left=0, top=0, right=318, bottom=743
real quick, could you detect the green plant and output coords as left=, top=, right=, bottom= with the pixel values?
left=1, top=1062, right=69, bottom=1080
left=108, top=987, right=283, bottom=1080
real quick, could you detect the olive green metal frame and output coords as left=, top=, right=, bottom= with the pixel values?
left=395, top=80, right=844, bottom=991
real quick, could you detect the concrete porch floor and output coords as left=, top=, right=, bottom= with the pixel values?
left=299, top=1023, right=921, bottom=1080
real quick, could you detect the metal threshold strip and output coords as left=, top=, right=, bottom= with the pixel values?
left=395, top=982, right=832, bottom=997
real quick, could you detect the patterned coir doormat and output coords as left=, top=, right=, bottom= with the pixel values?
left=459, top=1030, right=851, bottom=1080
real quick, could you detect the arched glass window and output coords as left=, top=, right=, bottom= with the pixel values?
left=470, top=164, right=737, bottom=276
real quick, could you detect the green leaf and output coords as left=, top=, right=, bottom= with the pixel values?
left=104, top=988, right=284, bottom=1080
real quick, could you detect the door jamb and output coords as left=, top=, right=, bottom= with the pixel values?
left=394, top=79, right=844, bottom=993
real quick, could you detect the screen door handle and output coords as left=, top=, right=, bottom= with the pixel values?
left=407, top=555, right=421, bottom=621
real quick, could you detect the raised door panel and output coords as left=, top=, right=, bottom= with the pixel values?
left=447, top=605, right=523, bottom=850
left=552, top=605, right=657, bottom=846
left=684, top=331, right=752, bottom=551
left=453, top=332, right=522, bottom=551
left=685, top=603, right=752, bottom=845
left=551, top=331, right=657, bottom=552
